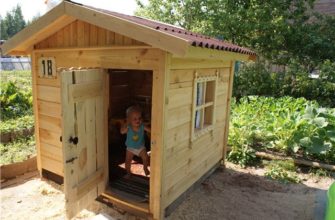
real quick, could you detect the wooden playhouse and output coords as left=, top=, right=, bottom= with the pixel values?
left=1, top=1, right=255, bottom=219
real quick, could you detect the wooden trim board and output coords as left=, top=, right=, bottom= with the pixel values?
left=222, top=61, right=235, bottom=163
left=99, top=190, right=150, bottom=218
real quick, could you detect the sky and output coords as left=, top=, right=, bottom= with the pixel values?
left=0, top=0, right=148, bottom=21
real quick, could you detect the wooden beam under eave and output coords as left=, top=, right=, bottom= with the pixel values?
left=64, top=1, right=190, bottom=56
left=175, top=46, right=251, bottom=61
left=1, top=2, right=75, bottom=55
left=5, top=50, right=29, bottom=56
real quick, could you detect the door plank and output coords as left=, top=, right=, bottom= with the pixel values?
left=77, top=168, right=104, bottom=199
left=69, top=81, right=103, bottom=103
left=61, top=70, right=79, bottom=218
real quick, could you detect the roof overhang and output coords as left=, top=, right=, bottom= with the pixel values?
left=1, top=3, right=73, bottom=55
left=177, top=47, right=256, bottom=61
left=1, top=1, right=256, bottom=62
left=1, top=1, right=190, bottom=56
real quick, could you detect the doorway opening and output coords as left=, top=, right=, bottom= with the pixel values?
left=105, top=69, right=152, bottom=207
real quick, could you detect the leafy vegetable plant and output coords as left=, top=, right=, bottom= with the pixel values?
left=229, top=96, right=335, bottom=165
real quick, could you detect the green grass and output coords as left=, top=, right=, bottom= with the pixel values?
left=264, top=160, right=301, bottom=183
left=0, top=136, right=36, bottom=165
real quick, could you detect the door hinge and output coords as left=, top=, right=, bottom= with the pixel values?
left=66, top=157, right=78, bottom=164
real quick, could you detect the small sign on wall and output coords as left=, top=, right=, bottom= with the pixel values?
left=38, top=57, right=56, bottom=78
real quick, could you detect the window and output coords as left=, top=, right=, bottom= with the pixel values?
left=191, top=73, right=218, bottom=141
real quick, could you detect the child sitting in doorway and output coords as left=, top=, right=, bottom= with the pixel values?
left=120, top=106, right=151, bottom=177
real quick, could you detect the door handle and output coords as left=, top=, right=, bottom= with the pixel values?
left=69, top=136, right=78, bottom=145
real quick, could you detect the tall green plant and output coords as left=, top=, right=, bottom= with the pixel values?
left=0, top=81, right=32, bottom=120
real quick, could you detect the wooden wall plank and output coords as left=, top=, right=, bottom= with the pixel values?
left=41, top=157, right=63, bottom=176
left=114, top=33, right=123, bottom=45
left=77, top=20, right=85, bottom=47
left=89, top=24, right=98, bottom=46
left=38, top=101, right=62, bottom=118
left=167, top=105, right=192, bottom=129
left=63, top=24, right=71, bottom=47
left=40, top=142, right=63, bottom=162
left=39, top=114, right=62, bottom=133
left=166, top=122, right=190, bottom=150
left=56, top=28, right=64, bottom=48
left=37, top=85, right=61, bottom=103
left=39, top=128, right=62, bottom=148
left=36, top=75, right=60, bottom=87
left=164, top=147, right=222, bottom=206
left=164, top=130, right=221, bottom=179
left=69, top=21, right=77, bottom=47
left=97, top=27, right=106, bottom=46
left=84, top=22, right=90, bottom=46
left=168, top=87, right=192, bottom=109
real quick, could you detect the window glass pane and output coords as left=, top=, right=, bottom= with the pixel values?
left=196, top=82, right=205, bottom=106
left=205, top=81, right=215, bottom=103
left=195, top=109, right=203, bottom=129
left=204, top=105, right=214, bottom=126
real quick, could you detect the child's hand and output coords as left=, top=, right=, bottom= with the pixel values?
left=144, top=124, right=151, bottom=133
left=120, top=120, right=128, bottom=134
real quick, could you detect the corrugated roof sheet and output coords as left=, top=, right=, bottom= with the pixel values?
left=85, top=5, right=256, bottom=56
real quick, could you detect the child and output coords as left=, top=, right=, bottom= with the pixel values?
left=120, top=106, right=151, bottom=177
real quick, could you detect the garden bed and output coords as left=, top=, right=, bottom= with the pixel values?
left=1, top=127, right=34, bottom=144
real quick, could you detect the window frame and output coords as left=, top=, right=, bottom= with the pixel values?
left=191, top=72, right=218, bottom=141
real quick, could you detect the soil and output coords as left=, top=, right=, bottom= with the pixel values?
left=1, top=162, right=334, bottom=220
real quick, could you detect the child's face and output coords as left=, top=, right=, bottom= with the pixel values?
left=129, top=111, right=142, bottom=127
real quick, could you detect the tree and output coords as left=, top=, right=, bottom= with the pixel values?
left=135, top=0, right=335, bottom=68
left=26, top=13, right=41, bottom=26
left=0, top=5, right=26, bottom=40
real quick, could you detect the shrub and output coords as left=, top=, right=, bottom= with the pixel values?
left=0, top=81, right=32, bottom=120
left=233, top=60, right=335, bottom=108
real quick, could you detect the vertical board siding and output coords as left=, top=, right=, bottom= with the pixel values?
left=163, top=66, right=231, bottom=208
left=35, top=20, right=148, bottom=49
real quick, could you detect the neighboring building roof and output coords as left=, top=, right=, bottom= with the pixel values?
left=87, top=5, right=255, bottom=56
left=0, top=0, right=255, bottom=58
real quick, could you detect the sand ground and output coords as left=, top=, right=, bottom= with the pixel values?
left=1, top=162, right=333, bottom=220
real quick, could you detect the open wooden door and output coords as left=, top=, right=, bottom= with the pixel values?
left=61, top=69, right=107, bottom=219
